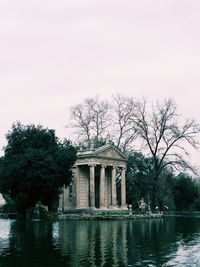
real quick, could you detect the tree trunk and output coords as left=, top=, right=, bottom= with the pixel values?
left=152, top=169, right=159, bottom=211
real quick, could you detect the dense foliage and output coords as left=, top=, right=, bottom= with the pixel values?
left=126, top=152, right=200, bottom=211
left=0, top=122, right=76, bottom=213
left=174, top=174, right=200, bottom=211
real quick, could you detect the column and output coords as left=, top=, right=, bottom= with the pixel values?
left=100, top=165, right=106, bottom=209
left=121, top=167, right=127, bottom=209
left=111, top=166, right=117, bottom=208
left=89, top=165, right=95, bottom=208
left=76, top=166, right=80, bottom=209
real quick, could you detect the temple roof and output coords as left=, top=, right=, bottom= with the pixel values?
left=77, top=143, right=128, bottom=163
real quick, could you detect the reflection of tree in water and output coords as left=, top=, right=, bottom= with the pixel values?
left=126, top=218, right=178, bottom=266
left=126, top=217, right=200, bottom=266
left=1, top=218, right=200, bottom=266
left=0, top=220, right=71, bottom=267
left=175, top=217, right=200, bottom=243
left=164, top=217, right=200, bottom=266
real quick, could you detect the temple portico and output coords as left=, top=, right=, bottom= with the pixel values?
left=58, top=143, right=128, bottom=211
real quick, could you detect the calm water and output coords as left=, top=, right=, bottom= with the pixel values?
left=0, top=216, right=200, bottom=266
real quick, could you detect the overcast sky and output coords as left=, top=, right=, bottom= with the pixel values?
left=1, top=0, right=200, bottom=163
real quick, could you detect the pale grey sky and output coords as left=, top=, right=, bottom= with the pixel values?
left=1, top=0, right=200, bottom=163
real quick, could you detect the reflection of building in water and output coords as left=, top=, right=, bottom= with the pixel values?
left=58, top=143, right=128, bottom=211
left=0, top=220, right=11, bottom=254
left=56, top=220, right=128, bottom=267
left=0, top=220, right=10, bottom=240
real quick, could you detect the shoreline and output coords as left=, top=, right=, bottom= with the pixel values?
left=57, top=213, right=163, bottom=220
left=0, top=212, right=163, bottom=220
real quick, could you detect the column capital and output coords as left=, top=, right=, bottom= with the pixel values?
left=101, top=165, right=107, bottom=168
left=88, top=164, right=96, bottom=167
left=121, top=166, right=126, bottom=171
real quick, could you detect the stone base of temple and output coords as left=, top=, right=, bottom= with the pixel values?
left=57, top=211, right=163, bottom=220
left=58, top=207, right=129, bottom=215
left=108, top=206, right=119, bottom=210
left=120, top=206, right=128, bottom=210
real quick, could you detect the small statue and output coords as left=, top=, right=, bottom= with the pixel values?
left=128, top=204, right=132, bottom=215
left=155, top=206, right=159, bottom=213
left=138, top=198, right=147, bottom=213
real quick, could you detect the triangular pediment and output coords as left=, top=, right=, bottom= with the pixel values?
left=94, top=145, right=127, bottom=160
left=76, top=144, right=128, bottom=165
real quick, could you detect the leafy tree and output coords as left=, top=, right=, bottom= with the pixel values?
left=126, top=152, right=154, bottom=209
left=174, top=174, right=200, bottom=211
left=0, top=122, right=76, bottom=213
left=126, top=152, right=175, bottom=211
left=157, top=169, right=176, bottom=211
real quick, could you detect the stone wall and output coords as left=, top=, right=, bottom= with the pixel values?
left=79, top=166, right=89, bottom=208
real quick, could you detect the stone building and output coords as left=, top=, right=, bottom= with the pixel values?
left=58, top=143, right=128, bottom=211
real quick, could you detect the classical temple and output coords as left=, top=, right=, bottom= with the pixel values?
left=58, top=143, right=128, bottom=211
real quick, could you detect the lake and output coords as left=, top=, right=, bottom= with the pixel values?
left=0, top=216, right=200, bottom=266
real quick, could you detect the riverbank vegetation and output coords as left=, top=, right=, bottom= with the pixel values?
left=0, top=95, right=200, bottom=214
left=126, top=152, right=200, bottom=211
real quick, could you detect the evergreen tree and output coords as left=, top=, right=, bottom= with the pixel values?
left=0, top=122, right=76, bottom=213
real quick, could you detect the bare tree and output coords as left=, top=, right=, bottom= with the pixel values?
left=70, top=96, right=110, bottom=146
left=70, top=96, right=200, bottom=180
left=70, top=103, right=92, bottom=143
left=111, top=95, right=138, bottom=151
left=85, top=96, right=110, bottom=142
left=132, top=98, right=200, bottom=208
left=70, top=95, right=139, bottom=150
